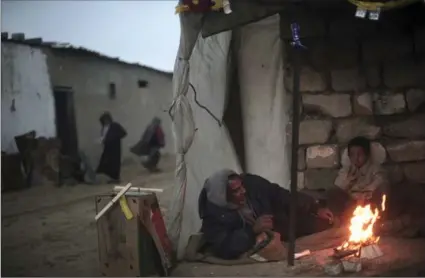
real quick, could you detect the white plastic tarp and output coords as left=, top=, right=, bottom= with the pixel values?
left=238, top=15, right=291, bottom=189
left=167, top=13, right=241, bottom=259
left=168, top=14, right=291, bottom=259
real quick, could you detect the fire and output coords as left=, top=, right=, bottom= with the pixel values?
left=381, top=195, right=386, bottom=212
left=338, top=195, right=386, bottom=251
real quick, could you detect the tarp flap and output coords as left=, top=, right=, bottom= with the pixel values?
left=167, top=12, right=203, bottom=254
left=176, top=31, right=241, bottom=258
left=169, top=13, right=292, bottom=260
left=168, top=13, right=241, bottom=259
left=238, top=14, right=291, bottom=189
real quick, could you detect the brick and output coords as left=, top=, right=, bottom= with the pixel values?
left=298, top=148, right=306, bottom=170
left=300, top=67, right=327, bottom=92
left=383, top=59, right=418, bottom=88
left=329, top=18, right=378, bottom=38
left=331, top=68, right=366, bottom=92
left=378, top=12, right=410, bottom=36
left=362, top=35, right=412, bottom=64
left=414, top=27, right=425, bottom=55
left=383, top=114, right=425, bottom=139
left=285, top=66, right=327, bottom=93
left=280, top=10, right=326, bottom=39
left=297, top=172, right=305, bottom=190
left=406, top=88, right=425, bottom=112
left=386, top=141, right=425, bottom=162
left=328, top=39, right=359, bottom=69
left=299, top=120, right=332, bottom=145
left=304, top=39, right=327, bottom=70
left=306, top=145, right=339, bottom=169
left=285, top=39, right=328, bottom=70
left=304, top=169, right=338, bottom=190
left=324, top=261, right=343, bottom=276
left=285, top=38, right=328, bottom=70
left=383, top=165, right=404, bottom=184
left=374, top=92, right=406, bottom=115
left=353, top=93, right=373, bottom=115
left=403, top=162, right=425, bottom=184
left=365, top=66, right=381, bottom=88
left=336, top=118, right=381, bottom=143
left=372, top=142, right=387, bottom=165
left=303, top=94, right=352, bottom=118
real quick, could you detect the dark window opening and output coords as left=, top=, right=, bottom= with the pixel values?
left=109, top=83, right=116, bottom=100
left=138, top=80, right=148, bottom=88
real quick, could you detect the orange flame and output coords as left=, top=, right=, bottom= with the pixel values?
left=338, top=194, right=386, bottom=251
left=381, top=194, right=386, bottom=212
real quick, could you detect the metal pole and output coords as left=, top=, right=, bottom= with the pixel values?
left=287, top=22, right=305, bottom=267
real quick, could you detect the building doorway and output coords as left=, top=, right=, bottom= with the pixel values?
left=53, top=86, right=79, bottom=159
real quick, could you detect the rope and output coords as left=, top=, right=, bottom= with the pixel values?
left=188, top=83, right=222, bottom=127
left=167, top=56, right=224, bottom=255
left=347, top=0, right=421, bottom=10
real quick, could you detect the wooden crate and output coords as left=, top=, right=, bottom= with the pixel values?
left=1, top=153, right=27, bottom=191
left=96, top=193, right=170, bottom=277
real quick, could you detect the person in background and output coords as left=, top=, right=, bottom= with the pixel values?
left=327, top=136, right=388, bottom=221
left=96, top=112, right=127, bottom=183
left=130, top=117, right=165, bottom=173
left=198, top=169, right=334, bottom=260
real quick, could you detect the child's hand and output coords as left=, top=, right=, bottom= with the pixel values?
left=347, top=174, right=357, bottom=183
left=347, top=166, right=358, bottom=188
left=348, top=165, right=358, bottom=176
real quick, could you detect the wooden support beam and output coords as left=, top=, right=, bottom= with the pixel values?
left=284, top=19, right=304, bottom=266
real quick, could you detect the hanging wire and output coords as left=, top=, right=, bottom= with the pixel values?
left=188, top=83, right=222, bottom=127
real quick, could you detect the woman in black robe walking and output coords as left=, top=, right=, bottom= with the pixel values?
left=130, top=117, right=165, bottom=172
left=96, top=112, right=127, bottom=183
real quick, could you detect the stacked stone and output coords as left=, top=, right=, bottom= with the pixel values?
left=280, top=5, right=425, bottom=190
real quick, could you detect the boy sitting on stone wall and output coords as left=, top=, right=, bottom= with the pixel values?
left=327, top=136, right=388, bottom=222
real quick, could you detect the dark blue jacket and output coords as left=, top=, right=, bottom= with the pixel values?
left=198, top=173, right=319, bottom=259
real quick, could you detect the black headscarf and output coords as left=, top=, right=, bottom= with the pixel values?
left=99, top=112, right=113, bottom=127
left=130, top=117, right=162, bottom=156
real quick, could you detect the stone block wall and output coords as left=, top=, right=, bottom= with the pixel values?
left=280, top=4, right=425, bottom=190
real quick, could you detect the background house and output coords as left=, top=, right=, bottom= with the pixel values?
left=1, top=38, right=56, bottom=154
left=1, top=32, right=174, bottom=169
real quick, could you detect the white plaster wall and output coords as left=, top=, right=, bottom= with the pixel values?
left=44, top=49, right=174, bottom=167
left=1, top=42, right=56, bottom=154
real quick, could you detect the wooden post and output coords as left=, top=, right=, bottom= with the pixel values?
left=287, top=21, right=304, bottom=267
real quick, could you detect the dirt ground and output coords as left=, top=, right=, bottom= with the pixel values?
left=2, top=155, right=425, bottom=277
left=1, top=156, right=176, bottom=277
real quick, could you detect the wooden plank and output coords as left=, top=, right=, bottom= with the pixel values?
left=96, top=195, right=140, bottom=277
left=95, top=182, right=132, bottom=221
left=96, top=194, right=167, bottom=277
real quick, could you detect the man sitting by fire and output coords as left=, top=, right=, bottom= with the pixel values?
left=198, top=169, right=335, bottom=260
left=327, top=136, right=388, bottom=222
